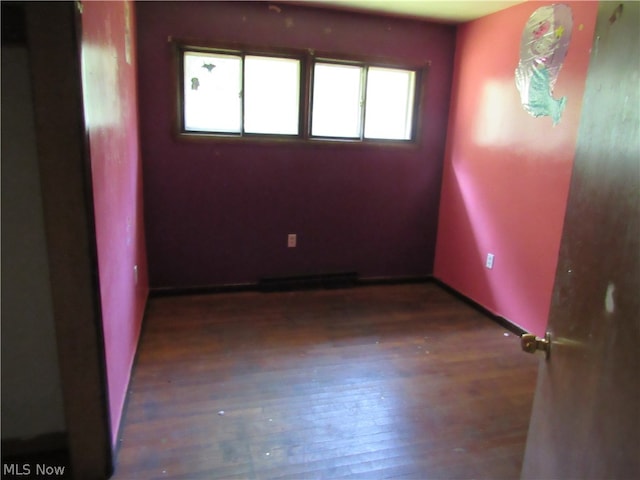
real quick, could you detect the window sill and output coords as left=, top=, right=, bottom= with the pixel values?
left=177, top=131, right=421, bottom=149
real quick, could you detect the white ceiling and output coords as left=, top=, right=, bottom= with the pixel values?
left=296, top=0, right=524, bottom=23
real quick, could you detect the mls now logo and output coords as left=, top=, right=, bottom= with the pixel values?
left=3, top=463, right=66, bottom=476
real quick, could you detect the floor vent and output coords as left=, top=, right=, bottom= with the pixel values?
left=258, top=272, right=358, bottom=292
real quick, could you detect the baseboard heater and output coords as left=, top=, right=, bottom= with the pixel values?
left=258, top=272, right=358, bottom=292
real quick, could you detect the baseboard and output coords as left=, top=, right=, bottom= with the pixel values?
left=150, top=282, right=256, bottom=297
left=149, top=273, right=434, bottom=297
left=431, top=277, right=528, bottom=336
left=358, top=275, right=432, bottom=286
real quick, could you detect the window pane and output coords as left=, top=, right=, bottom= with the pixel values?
left=244, top=56, right=300, bottom=135
left=183, top=52, right=241, bottom=133
left=364, top=67, right=415, bottom=140
left=311, top=63, right=363, bottom=138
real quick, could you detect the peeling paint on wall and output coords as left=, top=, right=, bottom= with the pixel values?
left=124, top=1, right=132, bottom=64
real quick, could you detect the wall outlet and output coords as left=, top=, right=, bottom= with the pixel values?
left=485, top=253, right=495, bottom=269
left=287, top=233, right=297, bottom=248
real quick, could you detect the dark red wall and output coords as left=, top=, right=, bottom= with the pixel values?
left=136, top=1, right=455, bottom=288
left=81, top=0, right=149, bottom=445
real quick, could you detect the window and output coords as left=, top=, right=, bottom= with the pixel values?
left=180, top=45, right=421, bottom=143
left=364, top=67, right=416, bottom=140
left=244, top=56, right=300, bottom=135
left=311, top=63, right=363, bottom=138
left=310, top=62, right=416, bottom=141
left=183, top=50, right=300, bottom=136
left=184, top=52, right=242, bottom=133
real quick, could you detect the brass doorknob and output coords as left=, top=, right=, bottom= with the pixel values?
left=521, top=332, right=551, bottom=359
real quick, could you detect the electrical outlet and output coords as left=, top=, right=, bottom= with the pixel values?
left=485, top=253, right=495, bottom=269
left=287, top=233, right=297, bottom=248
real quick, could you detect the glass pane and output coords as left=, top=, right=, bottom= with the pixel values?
left=244, top=56, right=300, bottom=135
left=364, top=67, right=415, bottom=140
left=183, top=52, right=242, bottom=133
left=311, top=63, right=363, bottom=138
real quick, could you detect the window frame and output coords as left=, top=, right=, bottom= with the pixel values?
left=363, top=65, right=417, bottom=141
left=309, top=59, right=366, bottom=141
left=243, top=54, right=303, bottom=136
left=182, top=50, right=243, bottom=134
left=175, top=41, right=426, bottom=146
left=309, top=58, right=420, bottom=142
left=177, top=44, right=306, bottom=139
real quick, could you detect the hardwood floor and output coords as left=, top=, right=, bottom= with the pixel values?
left=113, top=283, right=538, bottom=479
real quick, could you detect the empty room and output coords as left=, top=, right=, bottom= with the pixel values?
left=1, top=1, right=637, bottom=479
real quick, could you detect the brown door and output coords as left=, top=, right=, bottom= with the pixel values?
left=521, top=2, right=639, bottom=478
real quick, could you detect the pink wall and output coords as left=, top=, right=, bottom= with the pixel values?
left=80, top=0, right=149, bottom=446
left=136, top=1, right=455, bottom=288
left=435, top=2, right=597, bottom=335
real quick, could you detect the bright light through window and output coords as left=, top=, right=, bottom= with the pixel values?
left=181, top=46, right=420, bottom=142
left=311, top=63, right=363, bottom=138
left=365, top=67, right=415, bottom=140
left=183, top=52, right=241, bottom=133
left=244, top=56, right=300, bottom=135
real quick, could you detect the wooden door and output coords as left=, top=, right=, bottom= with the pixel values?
left=521, top=2, right=639, bottom=478
left=26, top=2, right=113, bottom=477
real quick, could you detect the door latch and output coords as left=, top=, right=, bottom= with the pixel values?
left=521, top=332, right=551, bottom=359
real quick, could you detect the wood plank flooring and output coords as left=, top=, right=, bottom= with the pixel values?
left=113, top=283, right=538, bottom=479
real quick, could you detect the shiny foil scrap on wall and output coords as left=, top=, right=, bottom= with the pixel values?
left=515, top=4, right=573, bottom=125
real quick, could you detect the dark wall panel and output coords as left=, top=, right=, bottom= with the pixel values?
left=136, top=1, right=455, bottom=288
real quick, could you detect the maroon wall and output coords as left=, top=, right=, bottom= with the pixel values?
left=136, top=1, right=455, bottom=289
left=81, top=0, right=149, bottom=445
